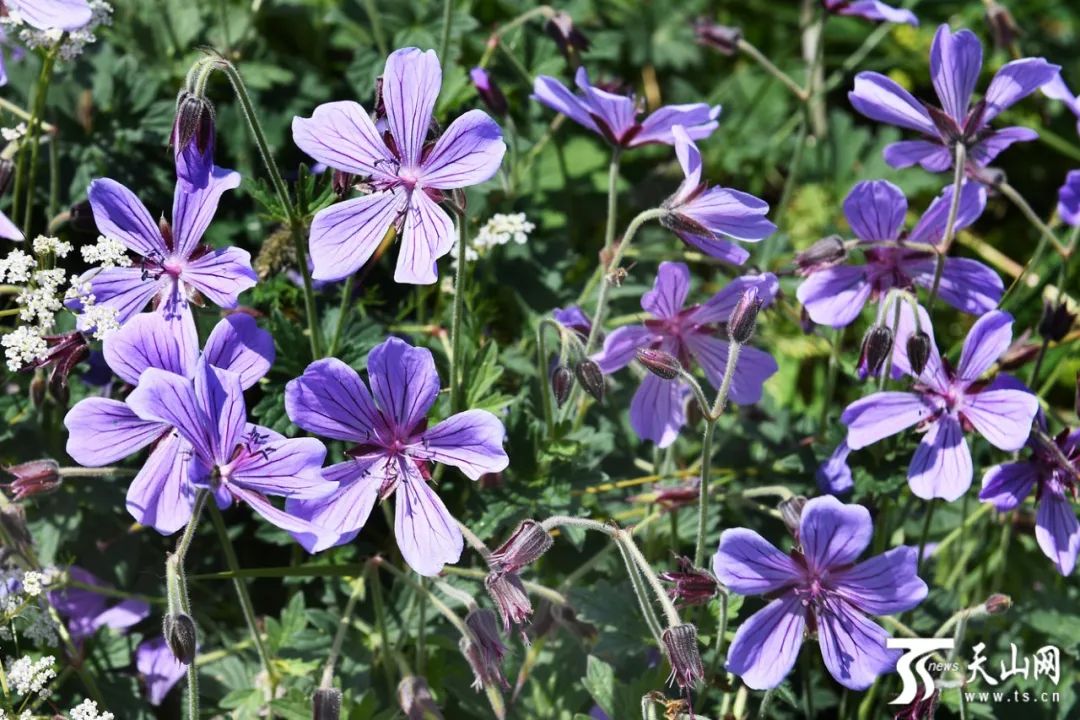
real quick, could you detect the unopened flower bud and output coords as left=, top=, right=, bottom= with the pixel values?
left=332, top=170, right=354, bottom=199
left=795, top=235, right=847, bottom=273
left=906, top=331, right=932, bottom=377
left=173, top=91, right=216, bottom=156
left=636, top=348, right=682, bottom=380
left=779, top=496, right=807, bottom=540
left=163, top=613, right=197, bottom=665
left=985, top=1, right=1020, bottom=49
left=3, top=460, right=61, bottom=500
left=485, top=571, right=533, bottom=635
left=659, top=557, right=719, bottom=608
left=984, top=593, right=1012, bottom=615
left=574, top=359, right=605, bottom=402
left=551, top=365, right=573, bottom=407
left=893, top=688, right=940, bottom=720
left=661, top=624, right=705, bottom=689
left=544, top=11, right=589, bottom=59
left=469, top=67, right=508, bottom=117
left=693, top=18, right=742, bottom=55
left=465, top=608, right=507, bottom=668
left=313, top=688, right=342, bottom=720
left=861, top=324, right=894, bottom=376
left=460, top=633, right=509, bottom=691
left=398, top=676, right=445, bottom=719
left=728, top=287, right=763, bottom=344
left=1039, top=299, right=1075, bottom=342
left=489, top=519, right=553, bottom=574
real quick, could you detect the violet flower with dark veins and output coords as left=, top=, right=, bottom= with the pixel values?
left=822, top=0, right=918, bottom=26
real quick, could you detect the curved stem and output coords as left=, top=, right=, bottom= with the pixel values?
left=320, top=579, right=363, bottom=689
left=438, top=0, right=454, bottom=64
left=997, top=180, right=1069, bottom=257
left=478, top=6, right=554, bottom=67
left=616, top=538, right=664, bottom=643
left=926, top=143, right=967, bottom=312
left=450, top=213, right=468, bottom=412
left=326, top=275, right=355, bottom=358
left=14, top=47, right=58, bottom=238
left=736, top=39, right=808, bottom=101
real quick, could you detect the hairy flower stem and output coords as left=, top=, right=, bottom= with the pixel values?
left=207, top=56, right=323, bottom=358
left=926, top=143, right=968, bottom=312
left=366, top=561, right=399, bottom=697
left=13, top=47, right=58, bottom=238
left=694, top=342, right=743, bottom=567
left=737, top=39, right=808, bottom=101
left=450, top=212, right=469, bottom=413
left=616, top=538, right=664, bottom=642
left=208, top=503, right=278, bottom=700
left=536, top=321, right=557, bottom=437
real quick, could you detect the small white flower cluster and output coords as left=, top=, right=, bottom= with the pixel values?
left=32, top=236, right=72, bottom=258
left=0, top=566, right=59, bottom=646
left=5, top=655, right=56, bottom=696
left=69, top=700, right=115, bottom=720
left=1, top=325, right=47, bottom=373
left=473, top=212, right=536, bottom=250
left=81, top=235, right=131, bottom=268
left=0, top=709, right=33, bottom=720
left=1, top=0, right=113, bottom=62
left=0, top=249, right=36, bottom=283
left=1, top=123, right=27, bottom=142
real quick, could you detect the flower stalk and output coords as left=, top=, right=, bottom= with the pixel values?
left=925, top=142, right=967, bottom=312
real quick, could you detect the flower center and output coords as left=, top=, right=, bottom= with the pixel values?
left=397, top=167, right=423, bottom=190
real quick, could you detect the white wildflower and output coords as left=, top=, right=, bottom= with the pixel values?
left=32, top=235, right=72, bottom=258
left=1, top=122, right=27, bottom=142
left=0, top=249, right=36, bottom=283
left=69, top=699, right=115, bottom=720
left=20, top=571, right=43, bottom=597
left=80, top=303, right=120, bottom=340
left=6, top=654, right=56, bottom=696
left=2, top=326, right=47, bottom=371
left=81, top=235, right=131, bottom=268
left=17, top=268, right=68, bottom=328
left=473, top=212, right=535, bottom=250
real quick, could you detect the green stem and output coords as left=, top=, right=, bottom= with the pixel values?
left=320, top=581, right=362, bottom=688
left=438, top=0, right=454, bottom=63
left=14, top=48, right=58, bottom=237
left=450, top=213, right=468, bottom=413
left=926, top=143, right=967, bottom=313
left=536, top=320, right=555, bottom=437
left=327, top=274, right=355, bottom=357
left=478, top=6, right=554, bottom=67
left=361, top=0, right=388, bottom=56
left=616, top=537, right=664, bottom=643
left=917, top=500, right=937, bottom=574
left=997, top=180, right=1069, bottom=257
left=736, top=38, right=808, bottom=101
left=367, top=561, right=399, bottom=697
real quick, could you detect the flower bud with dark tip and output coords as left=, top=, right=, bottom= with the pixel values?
left=659, top=557, right=719, bottom=608
left=1038, top=300, right=1075, bottom=342
left=860, top=324, right=894, bottom=376
left=661, top=624, right=705, bottom=689
left=985, top=1, right=1021, bottom=49
left=574, top=359, right=605, bottom=402
left=636, top=348, right=682, bottom=380
left=984, top=593, right=1012, bottom=615
left=485, top=571, right=533, bottom=635
left=398, top=676, right=445, bottom=720
left=728, top=287, right=762, bottom=344
left=489, top=520, right=553, bottom=574
left=469, top=67, right=508, bottom=118
left=465, top=608, right=507, bottom=669
left=312, top=688, right=342, bottom=720
left=779, top=496, right=807, bottom=540
left=893, top=688, right=940, bottom=720
left=551, top=365, right=573, bottom=407
left=173, top=91, right=216, bottom=156
left=906, top=331, right=932, bottom=377
left=693, top=18, right=742, bottom=55
left=163, top=613, right=197, bottom=665
left=3, top=460, right=61, bottom=500
left=544, top=11, right=589, bottom=59
left=795, top=235, right=847, bottom=274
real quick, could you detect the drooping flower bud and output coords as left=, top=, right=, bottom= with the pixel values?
left=574, top=359, right=605, bottom=402
left=163, top=613, right=197, bottom=665
left=465, top=608, right=507, bottom=669
left=172, top=90, right=216, bottom=188
left=544, top=11, right=589, bottom=59
left=551, top=365, right=573, bottom=407
left=398, top=676, right=445, bottom=719
left=778, top=496, right=807, bottom=540
left=3, top=460, right=61, bottom=500
left=659, top=557, right=719, bottom=608
left=636, top=348, right=682, bottom=380
left=693, top=18, right=742, bottom=55
left=984, top=593, right=1012, bottom=615
left=485, top=571, right=533, bottom=635
left=460, top=633, right=509, bottom=691
left=906, top=331, right=932, bottom=377
left=860, top=324, right=894, bottom=376
left=312, top=688, right=342, bottom=720
left=728, top=287, right=763, bottom=344
left=489, top=520, right=553, bottom=574
left=985, top=1, right=1020, bottom=49
left=1038, top=299, right=1075, bottom=342
left=795, top=235, right=847, bottom=274
left=661, top=624, right=705, bottom=689
left=469, top=67, right=508, bottom=117
left=23, top=331, right=90, bottom=405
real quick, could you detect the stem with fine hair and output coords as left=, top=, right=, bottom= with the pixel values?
left=450, top=212, right=468, bottom=412
left=170, top=490, right=209, bottom=720
left=616, top=538, right=664, bottom=643
left=926, top=143, right=967, bottom=312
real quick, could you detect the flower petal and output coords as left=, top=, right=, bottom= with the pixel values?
left=679, top=187, right=776, bottom=242
left=843, top=180, right=907, bottom=242
left=285, top=458, right=384, bottom=552
left=413, top=409, right=509, bottom=479
left=126, top=367, right=213, bottom=462
left=136, top=637, right=187, bottom=706
left=228, top=484, right=338, bottom=553
left=962, top=388, right=1037, bottom=451
left=125, top=431, right=195, bottom=535
left=72, top=267, right=161, bottom=328
left=393, top=190, right=455, bottom=285
left=817, top=441, right=854, bottom=495
left=285, top=357, right=384, bottom=443
left=842, top=391, right=933, bottom=450
left=1035, top=493, right=1080, bottom=576
left=368, top=337, right=439, bottom=434
left=930, top=25, right=982, bottom=121
left=685, top=335, right=778, bottom=404
left=393, top=459, right=463, bottom=577
left=202, top=314, right=274, bottom=390
left=672, top=125, right=702, bottom=190
left=888, top=301, right=949, bottom=392
left=968, top=126, right=1038, bottom=167
left=531, top=75, right=600, bottom=134
left=983, top=58, right=1061, bottom=123
left=593, top=325, right=656, bottom=374
left=419, top=109, right=505, bottom=189
left=8, top=0, right=91, bottom=30
left=713, top=528, right=801, bottom=594
left=64, top=398, right=168, bottom=466
left=687, top=273, right=780, bottom=325
left=882, top=140, right=952, bottom=171
left=725, top=592, right=806, bottom=690
left=676, top=232, right=750, bottom=265
left=907, top=415, right=972, bottom=501
left=906, top=256, right=1003, bottom=316
left=834, top=0, right=918, bottom=25
left=797, top=264, right=872, bottom=328
left=956, top=310, right=1013, bottom=382
left=171, top=166, right=241, bottom=258
left=799, top=495, right=872, bottom=570
left=1059, top=170, right=1080, bottom=227
left=0, top=210, right=23, bottom=241
left=831, top=546, right=928, bottom=614
left=383, top=48, right=442, bottom=166
left=309, top=189, right=408, bottom=282
left=979, top=461, right=1039, bottom=512
left=193, top=360, right=246, bottom=464
left=849, top=72, right=935, bottom=135
left=629, top=374, right=688, bottom=448
left=182, top=247, right=257, bottom=309
left=816, top=596, right=900, bottom=690
left=228, top=435, right=329, bottom=500
left=291, top=101, right=397, bottom=181
left=87, top=178, right=166, bottom=258
left=633, top=103, right=721, bottom=146
left=102, top=310, right=198, bottom=386
left=574, top=67, right=636, bottom=142
left=907, top=182, right=986, bottom=244
left=642, top=261, right=691, bottom=318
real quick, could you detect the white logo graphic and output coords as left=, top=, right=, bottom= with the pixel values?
left=888, top=638, right=956, bottom=705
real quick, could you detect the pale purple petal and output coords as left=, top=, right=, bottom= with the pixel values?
left=687, top=273, right=780, bottom=325
left=72, top=267, right=162, bottom=328
left=883, top=140, right=952, bottom=171
left=531, top=75, right=600, bottom=135
left=594, top=325, right=656, bottom=374
left=102, top=311, right=198, bottom=386
left=677, top=232, right=750, bottom=265
left=905, top=256, right=1003, bottom=316
left=285, top=357, right=384, bottom=443
left=0, top=210, right=23, bottom=241
left=831, top=546, right=928, bottom=614
left=969, top=126, right=1038, bottom=167
left=712, top=528, right=802, bottom=594
left=193, top=360, right=246, bottom=465
left=889, top=301, right=949, bottom=392
left=841, top=391, right=934, bottom=450
left=799, top=495, right=872, bottom=571
left=843, top=180, right=907, bottom=242
left=285, top=458, right=383, bottom=552
left=419, top=110, right=505, bottom=189
left=413, top=410, right=509, bottom=479
left=817, top=441, right=854, bottom=495
left=831, top=0, right=918, bottom=25
left=908, top=415, right=972, bottom=501
left=633, top=103, right=721, bottom=146
left=291, top=101, right=397, bottom=181
left=171, top=166, right=241, bottom=258
left=87, top=178, right=166, bottom=258
left=816, top=596, right=900, bottom=690
left=127, top=367, right=215, bottom=462
left=8, top=0, right=91, bottom=31
left=575, top=67, right=636, bottom=142
left=849, top=72, right=936, bottom=135
left=983, top=58, right=1061, bottom=123
left=956, top=310, right=1013, bottom=382
left=383, top=48, right=442, bottom=166
left=228, top=436, right=329, bottom=500
left=686, top=335, right=777, bottom=404
left=979, top=461, right=1038, bottom=512
left=962, top=388, right=1037, bottom=451
left=679, top=187, right=776, bottom=242
left=797, top=264, right=872, bottom=328
left=671, top=125, right=702, bottom=193
left=930, top=25, right=982, bottom=121
left=91, top=598, right=151, bottom=633
left=1035, top=493, right=1080, bottom=576
left=64, top=398, right=168, bottom=466
left=725, top=592, right=805, bottom=690
left=642, top=261, right=691, bottom=318
left=393, top=459, right=463, bottom=577
left=629, top=374, right=688, bottom=448
left=182, top=247, right=257, bottom=309
left=126, top=432, right=195, bottom=535
left=368, top=337, right=439, bottom=433
left=136, top=637, right=186, bottom=705
left=228, top=484, right=337, bottom=553
left=202, top=314, right=274, bottom=390
left=309, top=190, right=408, bottom=282
left=394, top=190, right=455, bottom=284
left=1059, top=170, right=1080, bottom=227
left=907, top=182, right=987, bottom=244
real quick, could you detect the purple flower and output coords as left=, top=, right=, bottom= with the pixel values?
left=292, top=48, right=505, bottom=285
left=1042, top=74, right=1080, bottom=137
left=842, top=306, right=1039, bottom=501
left=552, top=305, right=591, bottom=337
left=823, top=0, right=918, bottom=25
left=797, top=180, right=1000, bottom=327
left=283, top=337, right=509, bottom=575
left=64, top=313, right=286, bottom=535
left=714, top=495, right=928, bottom=690
left=532, top=67, right=720, bottom=149
left=49, top=566, right=151, bottom=643
left=135, top=636, right=186, bottom=706
left=0, top=208, right=21, bottom=241
left=469, top=67, right=508, bottom=117
left=1058, top=170, right=1080, bottom=227
left=70, top=168, right=256, bottom=335
left=662, top=126, right=776, bottom=264
left=980, top=424, right=1080, bottom=575
left=849, top=25, right=1059, bottom=171
left=5, top=0, right=92, bottom=31
left=594, top=262, right=779, bottom=447
left=817, top=441, right=854, bottom=495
